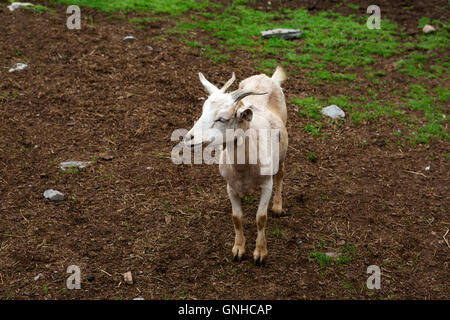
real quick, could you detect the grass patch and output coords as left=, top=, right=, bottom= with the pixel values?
left=173, top=5, right=399, bottom=73
left=23, top=4, right=57, bottom=13
left=50, top=0, right=219, bottom=15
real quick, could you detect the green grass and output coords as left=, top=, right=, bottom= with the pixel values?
left=271, top=222, right=280, bottom=236
left=50, top=0, right=218, bottom=15
left=309, top=252, right=333, bottom=267
left=174, top=5, right=399, bottom=75
left=23, top=4, right=57, bottom=13
left=308, top=152, right=317, bottom=162
left=310, top=243, right=356, bottom=268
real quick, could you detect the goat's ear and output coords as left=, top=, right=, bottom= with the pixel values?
left=237, top=106, right=253, bottom=122
left=199, top=72, right=219, bottom=95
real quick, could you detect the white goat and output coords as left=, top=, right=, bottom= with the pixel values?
left=184, top=67, right=288, bottom=265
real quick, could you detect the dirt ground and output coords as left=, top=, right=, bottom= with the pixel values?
left=0, top=2, right=449, bottom=299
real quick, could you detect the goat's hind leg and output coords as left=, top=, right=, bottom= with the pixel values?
left=227, top=184, right=245, bottom=262
left=254, top=178, right=273, bottom=265
left=271, top=161, right=284, bottom=215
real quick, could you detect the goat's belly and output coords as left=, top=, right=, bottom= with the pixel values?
left=219, top=164, right=269, bottom=198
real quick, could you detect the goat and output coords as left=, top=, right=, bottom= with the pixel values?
left=184, top=67, right=288, bottom=265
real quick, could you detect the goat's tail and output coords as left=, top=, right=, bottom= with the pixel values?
left=271, top=66, right=287, bottom=86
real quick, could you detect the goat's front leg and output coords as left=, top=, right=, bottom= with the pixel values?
left=227, top=184, right=245, bottom=262
left=254, top=178, right=273, bottom=265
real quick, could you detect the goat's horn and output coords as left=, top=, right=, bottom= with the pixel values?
left=231, top=90, right=268, bottom=103
left=220, top=72, right=236, bottom=93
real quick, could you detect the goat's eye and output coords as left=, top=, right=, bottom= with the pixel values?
left=215, top=117, right=228, bottom=123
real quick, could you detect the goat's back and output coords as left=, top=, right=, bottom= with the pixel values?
left=238, top=68, right=287, bottom=124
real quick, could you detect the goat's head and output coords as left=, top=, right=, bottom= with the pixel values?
left=184, top=72, right=266, bottom=148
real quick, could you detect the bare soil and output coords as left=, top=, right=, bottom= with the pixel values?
left=0, top=2, right=449, bottom=300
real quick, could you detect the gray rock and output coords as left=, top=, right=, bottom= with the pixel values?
left=8, top=63, right=28, bottom=73
left=261, top=28, right=304, bottom=40
left=44, top=189, right=64, bottom=201
left=325, top=252, right=342, bottom=258
left=123, top=271, right=133, bottom=285
left=422, top=25, right=436, bottom=34
left=7, top=2, right=33, bottom=12
left=33, top=273, right=43, bottom=281
left=321, top=105, right=345, bottom=119
left=59, top=161, right=90, bottom=171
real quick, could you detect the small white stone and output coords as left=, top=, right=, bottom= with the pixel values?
left=325, top=252, right=342, bottom=258
left=33, top=273, right=43, bottom=281
left=59, top=161, right=90, bottom=171
left=261, top=28, right=304, bottom=40
left=422, top=25, right=436, bottom=34
left=133, top=297, right=144, bottom=300
left=123, top=271, right=133, bottom=285
left=7, top=2, right=33, bottom=12
left=425, top=166, right=430, bottom=171
left=321, top=105, right=345, bottom=119
left=8, top=63, right=28, bottom=73
left=44, top=189, right=64, bottom=201
left=123, top=36, right=136, bottom=41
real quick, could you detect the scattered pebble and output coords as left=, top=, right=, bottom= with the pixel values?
left=44, top=189, right=64, bottom=201
left=147, top=45, right=153, bottom=51
left=123, top=271, right=133, bottom=285
left=33, top=273, right=43, bottom=281
left=123, top=35, right=136, bottom=41
left=24, top=291, right=31, bottom=296
left=59, top=161, right=90, bottom=171
left=261, top=28, right=304, bottom=40
left=397, top=129, right=402, bottom=135
left=7, top=2, right=33, bottom=12
left=99, top=152, right=114, bottom=161
left=146, top=166, right=153, bottom=170
left=297, top=240, right=303, bottom=245
left=321, top=105, right=345, bottom=119
left=422, top=25, right=436, bottom=34
left=133, top=297, right=144, bottom=300
left=8, top=63, right=28, bottom=73
left=325, top=252, right=342, bottom=258
left=425, top=166, right=430, bottom=171
left=337, top=240, right=346, bottom=246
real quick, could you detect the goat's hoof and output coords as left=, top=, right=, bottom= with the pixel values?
left=253, top=250, right=267, bottom=266
left=232, top=246, right=245, bottom=262
left=254, top=256, right=266, bottom=266
left=271, top=203, right=283, bottom=216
